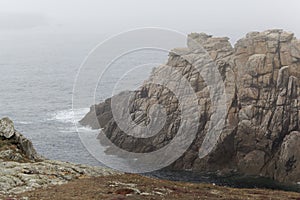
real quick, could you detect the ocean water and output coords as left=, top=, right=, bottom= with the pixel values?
left=0, top=31, right=168, bottom=166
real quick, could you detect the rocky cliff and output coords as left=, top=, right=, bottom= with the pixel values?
left=80, top=30, right=300, bottom=184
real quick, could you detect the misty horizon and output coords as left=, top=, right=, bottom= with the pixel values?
left=0, top=0, right=299, bottom=43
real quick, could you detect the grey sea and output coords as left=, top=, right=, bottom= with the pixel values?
left=0, top=30, right=168, bottom=166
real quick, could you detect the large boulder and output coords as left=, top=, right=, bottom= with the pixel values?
left=0, top=117, right=15, bottom=138
left=81, top=30, right=300, bottom=184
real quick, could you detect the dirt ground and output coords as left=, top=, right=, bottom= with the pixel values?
left=6, top=174, right=300, bottom=200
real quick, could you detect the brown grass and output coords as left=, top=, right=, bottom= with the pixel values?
left=9, top=173, right=300, bottom=200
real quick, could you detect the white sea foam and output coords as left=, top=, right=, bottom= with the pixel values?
left=17, top=121, right=33, bottom=125
left=49, top=108, right=90, bottom=124
left=58, top=125, right=99, bottom=133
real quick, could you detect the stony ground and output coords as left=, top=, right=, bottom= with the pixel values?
left=3, top=174, right=300, bottom=200
left=0, top=159, right=119, bottom=195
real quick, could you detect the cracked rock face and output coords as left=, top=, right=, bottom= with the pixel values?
left=80, top=30, right=300, bottom=184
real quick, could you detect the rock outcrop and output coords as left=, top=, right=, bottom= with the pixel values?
left=0, top=117, right=119, bottom=195
left=80, top=30, right=300, bottom=184
left=0, top=117, right=41, bottom=162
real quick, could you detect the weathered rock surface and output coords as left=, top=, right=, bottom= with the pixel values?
left=0, top=117, right=119, bottom=195
left=81, top=30, right=300, bottom=184
left=0, top=159, right=118, bottom=195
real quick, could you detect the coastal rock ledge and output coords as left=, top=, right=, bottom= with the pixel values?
left=81, top=29, right=300, bottom=184
left=0, top=117, right=119, bottom=195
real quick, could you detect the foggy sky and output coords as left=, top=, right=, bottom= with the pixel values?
left=0, top=0, right=299, bottom=42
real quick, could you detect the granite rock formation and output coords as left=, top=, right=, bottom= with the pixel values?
left=80, top=30, right=300, bottom=184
